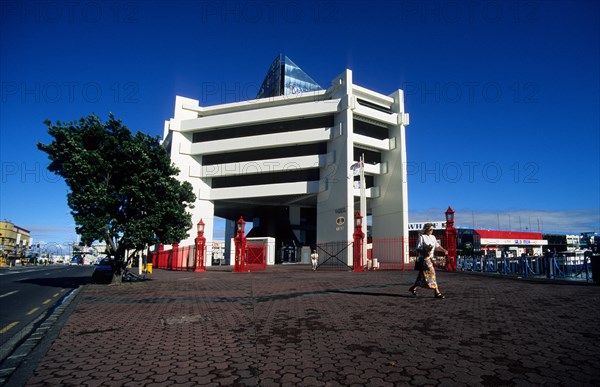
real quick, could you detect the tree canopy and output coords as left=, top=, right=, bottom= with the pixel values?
left=38, top=113, right=195, bottom=263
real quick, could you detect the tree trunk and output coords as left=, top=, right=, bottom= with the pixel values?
left=111, top=270, right=123, bottom=285
left=110, top=256, right=125, bottom=285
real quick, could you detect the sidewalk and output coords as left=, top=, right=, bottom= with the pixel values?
left=14, top=266, right=600, bottom=386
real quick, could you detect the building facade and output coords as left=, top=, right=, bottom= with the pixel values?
left=475, top=230, right=548, bottom=257
left=0, top=221, right=31, bottom=256
left=543, top=233, right=581, bottom=253
left=163, top=55, right=410, bottom=265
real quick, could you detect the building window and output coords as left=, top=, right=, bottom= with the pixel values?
left=353, top=147, right=381, bottom=165
left=203, top=143, right=327, bottom=166
left=353, top=119, right=389, bottom=140
left=192, top=115, right=334, bottom=143
left=211, top=168, right=320, bottom=188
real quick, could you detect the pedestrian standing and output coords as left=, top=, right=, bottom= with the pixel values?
left=409, top=223, right=447, bottom=299
left=310, top=249, right=319, bottom=271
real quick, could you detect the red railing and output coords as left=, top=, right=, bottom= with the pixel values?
left=152, top=243, right=267, bottom=272
left=152, top=244, right=197, bottom=271
left=151, top=237, right=415, bottom=272
left=369, top=237, right=407, bottom=270
left=245, top=243, right=267, bottom=272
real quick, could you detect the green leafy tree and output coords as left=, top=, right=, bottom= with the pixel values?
left=38, top=114, right=195, bottom=281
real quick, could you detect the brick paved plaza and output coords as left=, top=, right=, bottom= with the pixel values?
left=15, top=267, right=600, bottom=386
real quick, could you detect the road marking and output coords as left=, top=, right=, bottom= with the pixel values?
left=0, top=269, right=35, bottom=276
left=53, top=292, right=60, bottom=298
left=0, top=321, right=19, bottom=334
left=26, top=307, right=40, bottom=316
left=42, top=299, right=52, bottom=305
left=0, top=290, right=19, bottom=298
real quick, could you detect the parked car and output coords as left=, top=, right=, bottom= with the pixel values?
left=91, top=258, right=115, bottom=283
left=70, top=255, right=83, bottom=265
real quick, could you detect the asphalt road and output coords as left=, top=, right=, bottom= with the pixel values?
left=0, top=265, right=94, bottom=362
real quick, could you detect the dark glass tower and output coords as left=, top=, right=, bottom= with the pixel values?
left=256, top=54, right=323, bottom=99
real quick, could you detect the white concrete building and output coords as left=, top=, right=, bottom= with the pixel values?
left=163, top=55, right=410, bottom=265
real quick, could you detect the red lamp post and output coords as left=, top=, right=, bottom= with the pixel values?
left=444, top=206, right=458, bottom=271
left=233, top=216, right=247, bottom=272
left=353, top=212, right=366, bottom=272
left=194, top=219, right=206, bottom=272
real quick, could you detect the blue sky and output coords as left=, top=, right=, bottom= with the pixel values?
left=1, top=0, right=599, bottom=247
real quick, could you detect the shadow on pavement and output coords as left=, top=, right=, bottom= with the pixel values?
left=18, top=276, right=92, bottom=288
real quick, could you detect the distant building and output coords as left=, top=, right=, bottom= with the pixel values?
left=209, top=241, right=227, bottom=265
left=72, top=242, right=106, bottom=265
left=543, top=233, right=582, bottom=253
left=163, top=54, right=410, bottom=265
left=408, top=227, right=548, bottom=258
left=408, top=221, right=446, bottom=231
left=476, top=230, right=547, bottom=257
left=0, top=221, right=31, bottom=256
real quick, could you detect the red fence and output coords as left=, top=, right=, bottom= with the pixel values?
left=153, top=245, right=198, bottom=271
left=369, top=237, right=407, bottom=270
left=152, top=243, right=266, bottom=272
left=152, top=237, right=419, bottom=272
left=244, top=243, right=267, bottom=272
left=315, top=237, right=409, bottom=271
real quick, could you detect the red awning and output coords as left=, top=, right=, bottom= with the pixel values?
left=475, top=230, right=543, bottom=240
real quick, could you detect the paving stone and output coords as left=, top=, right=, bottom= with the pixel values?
left=189, top=373, right=216, bottom=384
left=7, top=267, right=599, bottom=386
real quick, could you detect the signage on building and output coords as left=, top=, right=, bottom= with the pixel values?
left=408, top=222, right=445, bottom=231
left=480, top=238, right=548, bottom=246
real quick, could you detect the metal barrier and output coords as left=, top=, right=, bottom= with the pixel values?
left=457, top=254, right=595, bottom=282
left=245, top=243, right=267, bottom=272
left=152, top=243, right=266, bottom=272
left=152, top=244, right=198, bottom=271
left=315, top=241, right=352, bottom=271
left=315, top=237, right=407, bottom=271
left=148, top=237, right=420, bottom=274
left=369, top=237, right=406, bottom=270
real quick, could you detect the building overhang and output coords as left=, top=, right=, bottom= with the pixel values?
left=179, top=98, right=340, bottom=133
left=181, top=89, right=329, bottom=117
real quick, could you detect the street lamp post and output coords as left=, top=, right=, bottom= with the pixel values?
left=445, top=206, right=458, bottom=271
left=233, top=216, right=247, bottom=272
left=353, top=212, right=366, bottom=272
left=194, top=219, right=206, bottom=272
